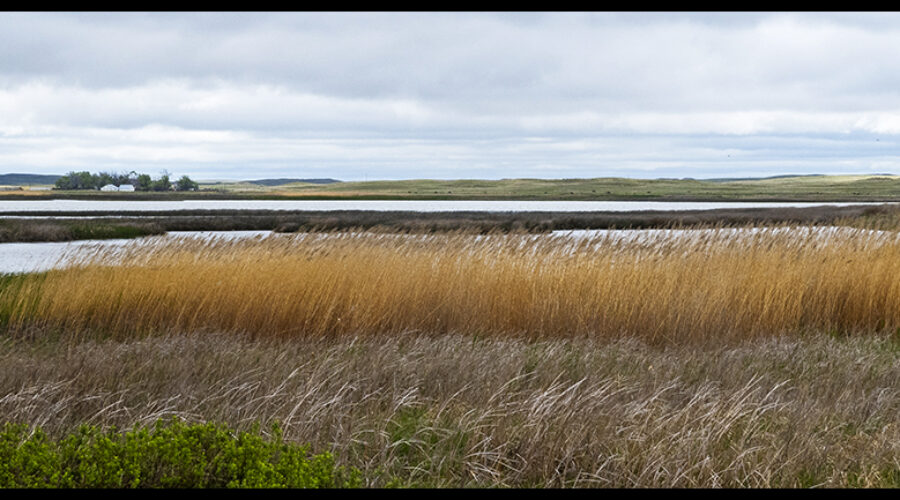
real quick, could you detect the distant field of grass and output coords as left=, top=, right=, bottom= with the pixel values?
left=258, top=174, right=900, bottom=201
left=4, top=174, right=900, bottom=201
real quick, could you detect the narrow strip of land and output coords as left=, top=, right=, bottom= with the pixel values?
left=7, top=174, right=900, bottom=201
left=0, top=204, right=897, bottom=241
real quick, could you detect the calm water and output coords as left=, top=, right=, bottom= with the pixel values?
left=0, top=199, right=891, bottom=213
left=0, top=231, right=270, bottom=273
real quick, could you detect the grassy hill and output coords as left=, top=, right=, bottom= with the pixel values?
left=218, top=174, right=900, bottom=201
left=246, top=178, right=341, bottom=186
left=4, top=173, right=900, bottom=201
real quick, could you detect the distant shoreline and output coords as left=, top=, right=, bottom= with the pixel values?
left=2, top=192, right=900, bottom=203
left=0, top=204, right=894, bottom=241
left=4, top=173, right=900, bottom=202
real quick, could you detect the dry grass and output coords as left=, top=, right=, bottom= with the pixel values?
left=0, top=219, right=164, bottom=242
left=2, top=226, right=900, bottom=487
left=0, top=332, right=897, bottom=487
left=3, top=226, right=900, bottom=344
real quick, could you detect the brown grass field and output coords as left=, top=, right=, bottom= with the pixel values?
left=1, top=225, right=899, bottom=487
left=0, top=332, right=897, bottom=487
left=5, top=226, right=900, bottom=344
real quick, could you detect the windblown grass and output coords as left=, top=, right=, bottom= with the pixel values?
left=0, top=332, right=897, bottom=487
left=3, top=225, right=900, bottom=343
left=2, top=225, right=899, bottom=487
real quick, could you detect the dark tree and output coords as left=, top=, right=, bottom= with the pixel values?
left=151, top=173, right=171, bottom=192
left=135, top=174, right=153, bottom=191
left=175, top=175, right=199, bottom=191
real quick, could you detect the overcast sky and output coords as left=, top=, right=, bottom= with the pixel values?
left=2, top=12, right=900, bottom=181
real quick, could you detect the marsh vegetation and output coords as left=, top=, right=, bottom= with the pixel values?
left=0, top=202, right=897, bottom=241
left=0, top=219, right=164, bottom=243
left=0, top=332, right=897, bottom=488
left=1, top=219, right=899, bottom=487
left=4, top=226, right=900, bottom=343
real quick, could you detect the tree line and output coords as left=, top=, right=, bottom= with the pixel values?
left=54, top=170, right=199, bottom=191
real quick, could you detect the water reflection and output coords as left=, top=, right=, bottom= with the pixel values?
left=0, top=199, right=891, bottom=213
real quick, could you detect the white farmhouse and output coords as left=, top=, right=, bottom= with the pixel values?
left=100, top=184, right=118, bottom=192
left=118, top=184, right=135, bottom=192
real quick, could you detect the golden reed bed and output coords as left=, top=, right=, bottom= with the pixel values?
left=4, top=226, right=900, bottom=343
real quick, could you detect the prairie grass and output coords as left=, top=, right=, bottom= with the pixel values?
left=0, top=332, right=897, bottom=487
left=3, top=225, right=900, bottom=344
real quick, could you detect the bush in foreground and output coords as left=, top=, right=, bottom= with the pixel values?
left=0, top=418, right=359, bottom=488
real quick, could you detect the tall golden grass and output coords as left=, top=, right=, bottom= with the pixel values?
left=4, top=226, right=900, bottom=343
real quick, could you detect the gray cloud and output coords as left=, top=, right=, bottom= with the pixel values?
left=1, top=12, right=899, bottom=180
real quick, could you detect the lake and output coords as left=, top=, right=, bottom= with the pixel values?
left=0, top=231, right=271, bottom=274
left=0, top=199, right=892, bottom=213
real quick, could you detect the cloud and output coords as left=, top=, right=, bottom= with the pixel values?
left=2, top=12, right=900, bottom=179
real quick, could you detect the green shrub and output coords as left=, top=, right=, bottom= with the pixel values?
left=0, top=418, right=360, bottom=488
